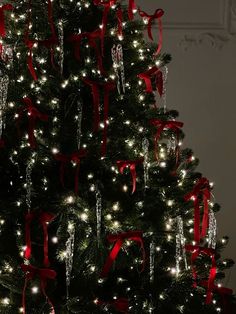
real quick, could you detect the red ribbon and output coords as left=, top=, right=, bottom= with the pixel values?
left=93, top=0, right=123, bottom=54
left=149, top=119, right=183, bottom=164
left=0, top=138, right=5, bottom=148
left=97, top=298, right=129, bottom=313
left=24, top=0, right=58, bottom=80
left=128, top=0, right=136, bottom=20
left=83, top=79, right=116, bottom=156
left=17, top=97, right=48, bottom=149
left=117, top=158, right=144, bottom=194
left=101, top=230, right=146, bottom=278
left=185, top=245, right=216, bottom=304
left=24, top=211, right=55, bottom=267
left=54, top=149, right=87, bottom=194
left=0, top=4, right=13, bottom=38
left=138, top=66, right=163, bottom=96
left=67, top=29, right=105, bottom=75
left=184, top=177, right=211, bottom=244
left=138, top=8, right=164, bottom=55
left=21, top=264, right=56, bottom=314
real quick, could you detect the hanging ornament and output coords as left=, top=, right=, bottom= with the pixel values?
left=167, top=134, right=177, bottom=155
left=176, top=216, right=188, bottom=276
left=95, top=185, right=102, bottom=244
left=58, top=20, right=64, bottom=75
left=149, top=239, right=155, bottom=283
left=0, top=73, right=9, bottom=139
left=76, top=99, right=83, bottom=150
left=208, top=209, right=217, bottom=249
left=142, top=138, right=149, bottom=189
left=0, top=44, right=13, bottom=64
left=162, top=65, right=168, bottom=112
left=65, top=222, right=75, bottom=299
left=26, top=158, right=34, bottom=211
left=111, top=44, right=125, bottom=95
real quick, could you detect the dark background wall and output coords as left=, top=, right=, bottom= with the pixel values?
left=137, top=0, right=236, bottom=291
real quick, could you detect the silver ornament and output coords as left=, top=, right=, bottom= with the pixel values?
left=58, top=20, right=64, bottom=75
left=162, top=65, right=168, bottom=113
left=0, top=74, right=9, bottom=138
left=111, top=44, right=125, bottom=95
left=142, top=138, right=149, bottom=188
left=26, top=158, right=34, bottom=211
left=208, top=209, right=217, bottom=249
left=176, top=216, right=188, bottom=276
left=150, top=240, right=155, bottom=283
left=95, top=186, right=102, bottom=244
left=66, top=223, right=75, bottom=299
left=76, top=100, right=83, bottom=150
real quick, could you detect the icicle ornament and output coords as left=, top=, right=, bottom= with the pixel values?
left=150, top=240, right=155, bottom=283
left=111, top=44, right=125, bottom=94
left=208, top=209, right=217, bottom=249
left=26, top=158, right=34, bottom=211
left=66, top=223, right=75, bottom=299
left=162, top=65, right=168, bottom=112
left=76, top=99, right=83, bottom=150
left=0, top=74, right=9, bottom=139
left=95, top=185, right=102, bottom=243
left=58, top=20, right=64, bottom=75
left=142, top=138, right=149, bottom=188
left=176, top=216, right=188, bottom=276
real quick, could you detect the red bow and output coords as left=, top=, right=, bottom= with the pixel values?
left=24, top=211, right=55, bottom=267
left=185, top=245, right=216, bottom=304
left=138, top=66, right=163, bottom=96
left=101, top=231, right=145, bottom=278
left=67, top=29, right=105, bottom=75
left=24, top=0, right=58, bottom=80
left=184, top=177, right=211, bottom=243
left=128, top=0, right=136, bottom=20
left=138, top=8, right=164, bottom=55
left=54, top=149, right=87, bottom=194
left=83, top=79, right=116, bottom=156
left=117, top=158, right=144, bottom=193
left=21, top=264, right=56, bottom=314
left=97, top=298, right=129, bottom=313
left=149, top=119, right=183, bottom=164
left=17, top=97, right=48, bottom=149
left=0, top=138, right=5, bottom=148
left=93, top=0, right=123, bottom=53
left=0, top=4, right=13, bottom=38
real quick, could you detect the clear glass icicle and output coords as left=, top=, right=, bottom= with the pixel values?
left=176, top=216, right=188, bottom=276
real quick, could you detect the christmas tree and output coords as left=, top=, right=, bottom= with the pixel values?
left=0, top=0, right=235, bottom=313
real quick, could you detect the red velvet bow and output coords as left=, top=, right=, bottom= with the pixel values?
left=117, top=158, right=144, bottom=193
left=54, top=149, right=87, bottom=194
left=97, top=298, right=129, bottom=313
left=149, top=119, right=183, bottom=164
left=184, top=177, right=211, bottom=244
left=24, top=211, right=55, bottom=267
left=138, top=66, right=163, bottom=96
left=93, top=0, right=123, bottom=53
left=67, top=29, right=105, bottom=75
left=0, top=4, right=13, bottom=38
left=21, top=264, right=56, bottom=314
left=83, top=79, right=116, bottom=156
left=17, top=97, right=48, bottom=149
left=128, top=0, right=136, bottom=20
left=101, top=231, right=145, bottom=278
left=138, top=8, right=164, bottom=55
left=24, top=0, right=58, bottom=80
left=185, top=245, right=216, bottom=304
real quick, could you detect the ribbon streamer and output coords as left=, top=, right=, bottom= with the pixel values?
left=21, top=264, right=56, bottom=314
left=185, top=245, right=216, bottom=304
left=24, top=211, right=55, bottom=267
left=138, top=66, right=163, bottom=96
left=117, top=158, right=144, bottom=193
left=24, top=0, right=58, bottom=80
left=149, top=119, right=183, bottom=164
left=128, top=0, right=137, bottom=20
left=83, top=79, right=116, bottom=156
left=54, top=150, right=87, bottom=194
left=0, top=4, right=13, bottom=38
left=97, top=298, right=129, bottom=313
left=17, top=97, right=48, bottom=149
left=138, top=8, right=164, bottom=55
left=184, top=177, right=211, bottom=244
left=100, top=230, right=146, bottom=278
left=93, top=0, right=123, bottom=54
